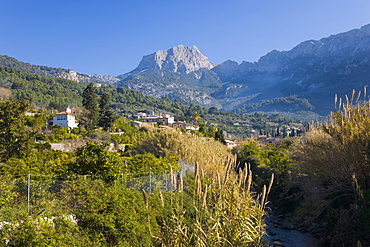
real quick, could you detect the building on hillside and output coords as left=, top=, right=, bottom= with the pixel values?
left=144, top=114, right=175, bottom=125
left=51, top=106, right=79, bottom=128
left=225, top=140, right=237, bottom=149
left=171, top=121, right=199, bottom=131
left=257, top=135, right=277, bottom=144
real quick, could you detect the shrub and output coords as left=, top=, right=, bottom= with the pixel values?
left=290, top=92, right=370, bottom=245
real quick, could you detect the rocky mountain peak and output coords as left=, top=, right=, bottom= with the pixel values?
left=135, top=45, right=215, bottom=74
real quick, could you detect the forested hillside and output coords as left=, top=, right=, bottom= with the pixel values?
left=0, top=55, right=106, bottom=85
left=0, top=65, right=192, bottom=114
left=0, top=65, right=303, bottom=136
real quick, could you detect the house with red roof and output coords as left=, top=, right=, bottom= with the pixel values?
left=51, top=107, right=79, bottom=128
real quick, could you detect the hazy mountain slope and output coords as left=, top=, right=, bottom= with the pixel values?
left=213, top=24, right=370, bottom=114
left=0, top=55, right=118, bottom=85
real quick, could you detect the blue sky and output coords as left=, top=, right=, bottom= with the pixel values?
left=1, top=0, right=370, bottom=76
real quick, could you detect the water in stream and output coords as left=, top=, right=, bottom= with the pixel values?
left=262, top=212, right=321, bottom=247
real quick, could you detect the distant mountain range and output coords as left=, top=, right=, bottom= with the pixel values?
left=2, top=24, right=370, bottom=116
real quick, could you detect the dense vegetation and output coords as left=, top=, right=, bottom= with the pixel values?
left=287, top=93, right=370, bottom=246
left=233, top=95, right=315, bottom=113
left=2, top=60, right=370, bottom=245
left=0, top=97, right=275, bottom=246
left=0, top=55, right=102, bottom=85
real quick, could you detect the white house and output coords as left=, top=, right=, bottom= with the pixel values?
left=171, top=121, right=199, bottom=131
left=52, top=107, right=79, bottom=128
left=144, top=114, right=175, bottom=125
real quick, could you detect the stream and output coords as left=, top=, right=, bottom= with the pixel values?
left=262, top=209, right=321, bottom=247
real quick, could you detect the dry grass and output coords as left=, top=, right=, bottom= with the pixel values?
left=133, top=129, right=232, bottom=176
left=155, top=156, right=272, bottom=247
left=289, top=90, right=370, bottom=244
left=133, top=129, right=273, bottom=246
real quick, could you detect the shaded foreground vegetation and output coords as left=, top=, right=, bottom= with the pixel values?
left=285, top=92, right=370, bottom=246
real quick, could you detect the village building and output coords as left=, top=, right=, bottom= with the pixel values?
left=171, top=121, right=199, bottom=131
left=50, top=107, right=79, bottom=128
left=143, top=114, right=174, bottom=125
left=225, top=140, right=237, bottom=149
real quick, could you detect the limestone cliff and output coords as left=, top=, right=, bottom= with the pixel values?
left=135, top=45, right=215, bottom=74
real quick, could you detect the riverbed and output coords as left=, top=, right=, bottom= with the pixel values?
left=262, top=211, right=321, bottom=247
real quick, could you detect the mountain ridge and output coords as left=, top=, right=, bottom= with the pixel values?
left=2, top=24, right=370, bottom=116
left=134, top=45, right=215, bottom=74
left=118, top=24, right=370, bottom=115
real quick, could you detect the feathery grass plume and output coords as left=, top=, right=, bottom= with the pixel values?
left=356, top=91, right=361, bottom=102
left=237, top=166, right=248, bottom=188
left=238, top=168, right=243, bottom=188
left=364, top=86, right=367, bottom=98
left=246, top=169, right=253, bottom=193
left=260, top=185, right=266, bottom=209
left=243, top=166, right=248, bottom=186
left=267, top=173, right=274, bottom=196
left=201, top=185, right=208, bottom=208
left=141, top=189, right=148, bottom=209
left=194, top=162, right=199, bottom=181
left=223, top=158, right=233, bottom=186
left=223, top=166, right=230, bottom=187
left=352, top=173, right=363, bottom=201
left=351, top=89, right=356, bottom=103
left=216, top=171, right=221, bottom=191
left=196, top=174, right=202, bottom=197
left=176, top=174, right=183, bottom=192
left=334, top=94, right=338, bottom=109
left=168, top=163, right=174, bottom=187
left=172, top=173, right=177, bottom=190
left=159, top=191, right=164, bottom=207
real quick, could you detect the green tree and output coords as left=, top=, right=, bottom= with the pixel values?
left=64, top=180, right=157, bottom=246
left=234, top=140, right=265, bottom=170
left=81, top=83, right=98, bottom=130
left=98, top=93, right=115, bottom=131
left=72, top=141, right=123, bottom=182
left=0, top=98, right=34, bottom=160
left=198, top=122, right=207, bottom=135
left=214, top=128, right=226, bottom=144
left=208, top=106, right=219, bottom=114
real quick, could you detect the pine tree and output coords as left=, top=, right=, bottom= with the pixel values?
left=98, top=93, right=115, bottom=131
left=81, top=83, right=98, bottom=130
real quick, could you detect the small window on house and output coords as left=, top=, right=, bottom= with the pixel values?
left=57, top=115, right=67, bottom=120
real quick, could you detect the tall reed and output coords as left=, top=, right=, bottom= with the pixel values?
left=156, top=156, right=272, bottom=246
